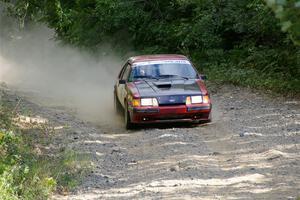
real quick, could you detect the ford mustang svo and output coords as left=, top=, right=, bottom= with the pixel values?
left=114, top=54, right=212, bottom=129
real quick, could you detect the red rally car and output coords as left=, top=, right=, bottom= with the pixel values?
left=114, top=54, right=212, bottom=129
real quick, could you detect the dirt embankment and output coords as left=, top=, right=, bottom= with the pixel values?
left=2, top=84, right=299, bottom=200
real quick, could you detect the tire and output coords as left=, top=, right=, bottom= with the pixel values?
left=200, top=119, right=212, bottom=124
left=124, top=103, right=133, bottom=130
left=114, top=92, right=122, bottom=115
left=199, top=112, right=212, bottom=124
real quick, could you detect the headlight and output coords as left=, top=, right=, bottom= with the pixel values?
left=141, top=98, right=159, bottom=106
left=186, top=95, right=205, bottom=105
left=191, top=96, right=203, bottom=104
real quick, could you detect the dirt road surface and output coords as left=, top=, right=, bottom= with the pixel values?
left=3, top=84, right=299, bottom=199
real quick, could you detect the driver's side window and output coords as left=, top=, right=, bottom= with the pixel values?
left=121, top=64, right=131, bottom=81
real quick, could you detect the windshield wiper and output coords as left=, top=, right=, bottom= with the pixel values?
left=158, top=74, right=189, bottom=80
left=133, top=75, right=159, bottom=80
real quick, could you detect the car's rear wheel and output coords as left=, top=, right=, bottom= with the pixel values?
left=124, top=103, right=133, bottom=130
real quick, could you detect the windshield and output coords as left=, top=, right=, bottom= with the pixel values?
left=129, top=61, right=198, bottom=81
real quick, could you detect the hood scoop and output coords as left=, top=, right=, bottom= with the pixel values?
left=154, top=81, right=172, bottom=89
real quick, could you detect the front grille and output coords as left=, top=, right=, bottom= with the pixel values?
left=157, top=95, right=186, bottom=106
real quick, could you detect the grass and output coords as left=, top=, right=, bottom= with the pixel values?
left=0, top=89, right=89, bottom=200
left=202, top=64, right=300, bottom=97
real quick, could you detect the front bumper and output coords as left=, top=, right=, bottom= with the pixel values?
left=129, top=104, right=211, bottom=123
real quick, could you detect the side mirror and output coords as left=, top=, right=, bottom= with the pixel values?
left=200, top=75, right=207, bottom=80
left=119, top=79, right=126, bottom=84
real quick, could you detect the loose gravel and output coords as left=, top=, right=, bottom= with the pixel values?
left=2, top=84, right=299, bottom=199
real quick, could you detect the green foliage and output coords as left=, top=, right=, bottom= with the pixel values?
left=0, top=100, right=88, bottom=199
left=265, top=0, right=300, bottom=45
left=0, top=129, right=56, bottom=200
left=1, top=0, right=299, bottom=93
left=54, top=150, right=89, bottom=191
left=0, top=108, right=13, bottom=131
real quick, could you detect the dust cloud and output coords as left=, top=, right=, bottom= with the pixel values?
left=0, top=20, right=123, bottom=124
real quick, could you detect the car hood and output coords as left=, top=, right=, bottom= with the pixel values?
left=134, top=79, right=202, bottom=97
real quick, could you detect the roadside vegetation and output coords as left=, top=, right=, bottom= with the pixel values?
left=1, top=0, right=299, bottom=95
left=0, top=86, right=88, bottom=200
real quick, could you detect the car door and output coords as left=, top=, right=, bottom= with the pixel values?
left=115, top=64, right=126, bottom=104
left=117, top=62, right=131, bottom=107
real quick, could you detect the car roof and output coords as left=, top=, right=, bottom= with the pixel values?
left=129, top=54, right=189, bottom=64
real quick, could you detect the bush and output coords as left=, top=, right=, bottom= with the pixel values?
left=0, top=129, right=56, bottom=200
left=0, top=97, right=88, bottom=199
left=1, top=0, right=299, bottom=94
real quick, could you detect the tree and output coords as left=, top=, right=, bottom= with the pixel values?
left=265, top=0, right=300, bottom=45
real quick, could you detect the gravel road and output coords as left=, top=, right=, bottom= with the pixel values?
left=3, top=84, right=299, bottom=199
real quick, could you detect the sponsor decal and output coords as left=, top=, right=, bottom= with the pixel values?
left=133, top=60, right=191, bottom=66
left=169, top=96, right=176, bottom=103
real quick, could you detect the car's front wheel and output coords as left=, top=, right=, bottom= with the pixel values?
left=199, top=112, right=212, bottom=124
left=124, top=103, right=133, bottom=130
